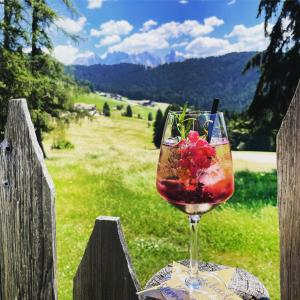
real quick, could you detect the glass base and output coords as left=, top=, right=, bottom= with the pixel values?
left=185, top=276, right=203, bottom=290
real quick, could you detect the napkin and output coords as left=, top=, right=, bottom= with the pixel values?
left=138, top=262, right=241, bottom=300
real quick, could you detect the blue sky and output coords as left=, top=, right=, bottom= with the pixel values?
left=52, top=0, right=269, bottom=64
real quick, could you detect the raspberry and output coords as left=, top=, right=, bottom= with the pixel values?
left=188, top=131, right=199, bottom=143
left=177, top=134, right=216, bottom=178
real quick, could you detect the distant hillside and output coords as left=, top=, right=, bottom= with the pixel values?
left=68, top=52, right=259, bottom=111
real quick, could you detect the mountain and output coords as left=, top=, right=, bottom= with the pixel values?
left=102, top=51, right=162, bottom=67
left=73, top=53, right=102, bottom=66
left=164, top=49, right=185, bottom=64
left=73, top=51, right=162, bottom=67
left=72, top=50, right=184, bottom=67
left=68, top=52, right=259, bottom=111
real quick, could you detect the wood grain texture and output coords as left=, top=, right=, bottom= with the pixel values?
left=277, top=80, right=300, bottom=300
left=0, top=99, right=57, bottom=300
left=73, top=216, right=141, bottom=300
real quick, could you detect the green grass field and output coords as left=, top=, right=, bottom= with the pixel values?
left=45, top=93, right=279, bottom=299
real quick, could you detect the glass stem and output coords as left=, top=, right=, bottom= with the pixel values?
left=186, top=214, right=201, bottom=289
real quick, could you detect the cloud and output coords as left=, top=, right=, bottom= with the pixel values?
left=179, top=0, right=188, bottom=4
left=108, top=31, right=169, bottom=54
left=185, top=22, right=270, bottom=58
left=228, top=0, right=236, bottom=5
left=172, top=41, right=189, bottom=48
left=204, top=16, right=224, bottom=27
left=186, top=36, right=231, bottom=57
left=90, top=20, right=133, bottom=37
left=96, top=35, right=121, bottom=47
left=88, top=0, right=103, bottom=9
left=107, top=18, right=224, bottom=54
left=52, top=45, right=93, bottom=65
left=140, top=19, right=158, bottom=32
left=55, top=16, right=87, bottom=34
left=225, top=22, right=270, bottom=52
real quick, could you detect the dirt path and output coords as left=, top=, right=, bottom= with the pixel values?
left=232, top=151, right=276, bottom=172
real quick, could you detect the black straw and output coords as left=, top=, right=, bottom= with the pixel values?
left=207, top=98, right=220, bottom=143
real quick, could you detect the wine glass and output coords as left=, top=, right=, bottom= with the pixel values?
left=156, top=110, right=234, bottom=290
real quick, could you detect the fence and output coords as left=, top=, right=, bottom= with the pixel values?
left=0, top=81, right=299, bottom=299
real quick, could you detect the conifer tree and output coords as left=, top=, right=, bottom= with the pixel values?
left=244, top=0, right=300, bottom=148
left=103, top=102, right=111, bottom=116
left=148, top=112, right=153, bottom=122
left=24, top=0, right=76, bottom=157
left=0, top=0, right=31, bottom=138
left=153, top=109, right=164, bottom=148
left=126, top=105, right=133, bottom=117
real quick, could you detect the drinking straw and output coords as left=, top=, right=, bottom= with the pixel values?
left=207, top=98, right=220, bottom=143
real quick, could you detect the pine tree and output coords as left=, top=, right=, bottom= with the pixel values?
left=153, top=109, right=164, bottom=148
left=103, top=102, right=111, bottom=116
left=152, top=104, right=182, bottom=148
left=24, top=0, right=76, bottom=157
left=148, top=112, right=153, bottom=122
left=0, top=0, right=31, bottom=139
left=126, top=105, right=133, bottom=117
left=244, top=0, right=300, bottom=149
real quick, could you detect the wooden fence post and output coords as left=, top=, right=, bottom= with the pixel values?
left=73, top=216, right=141, bottom=300
left=277, top=80, right=300, bottom=299
left=0, top=99, right=57, bottom=299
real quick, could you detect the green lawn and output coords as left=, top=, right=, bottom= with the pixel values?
left=45, top=94, right=279, bottom=299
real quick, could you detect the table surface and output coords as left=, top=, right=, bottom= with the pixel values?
left=145, top=260, right=270, bottom=300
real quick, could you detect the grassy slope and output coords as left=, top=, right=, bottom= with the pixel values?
left=45, top=94, right=279, bottom=299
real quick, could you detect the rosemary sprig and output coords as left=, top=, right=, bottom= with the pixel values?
left=175, top=104, right=196, bottom=139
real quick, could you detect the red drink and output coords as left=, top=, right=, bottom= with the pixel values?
left=156, top=131, right=234, bottom=215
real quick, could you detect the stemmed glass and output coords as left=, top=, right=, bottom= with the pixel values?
left=156, top=109, right=234, bottom=290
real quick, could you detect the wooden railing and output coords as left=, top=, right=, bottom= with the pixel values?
left=0, top=81, right=299, bottom=299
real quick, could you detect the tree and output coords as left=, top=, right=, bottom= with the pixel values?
left=103, top=102, right=111, bottom=116
left=148, top=112, right=153, bottom=122
left=25, top=0, right=76, bottom=157
left=125, top=105, right=133, bottom=117
left=153, top=109, right=164, bottom=148
left=0, top=0, right=31, bottom=139
left=244, top=0, right=300, bottom=149
left=152, top=104, right=182, bottom=148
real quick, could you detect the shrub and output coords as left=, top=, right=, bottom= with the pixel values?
left=123, top=105, right=133, bottom=117
left=148, top=112, right=153, bottom=121
left=51, top=139, right=74, bottom=150
left=103, top=102, right=111, bottom=116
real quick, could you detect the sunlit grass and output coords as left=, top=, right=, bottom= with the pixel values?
left=45, top=108, right=279, bottom=300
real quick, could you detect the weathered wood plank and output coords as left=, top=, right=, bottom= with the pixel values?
left=277, top=80, right=300, bottom=300
left=73, top=216, right=140, bottom=300
left=0, top=99, right=57, bottom=300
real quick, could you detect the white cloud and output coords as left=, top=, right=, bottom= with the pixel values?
left=141, top=19, right=158, bottom=32
left=90, top=20, right=133, bottom=37
left=179, top=0, right=188, bottom=4
left=88, top=0, right=103, bottom=9
left=109, top=31, right=169, bottom=54
left=96, top=35, right=121, bottom=47
left=52, top=45, right=94, bottom=65
left=172, top=41, right=189, bottom=48
left=204, top=16, right=224, bottom=27
left=228, top=0, right=236, bottom=5
left=225, top=22, right=270, bottom=52
left=186, top=36, right=231, bottom=57
left=107, top=18, right=224, bottom=54
left=185, top=22, right=270, bottom=58
left=55, top=16, right=87, bottom=34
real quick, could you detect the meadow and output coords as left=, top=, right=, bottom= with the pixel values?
left=45, top=93, right=279, bottom=299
